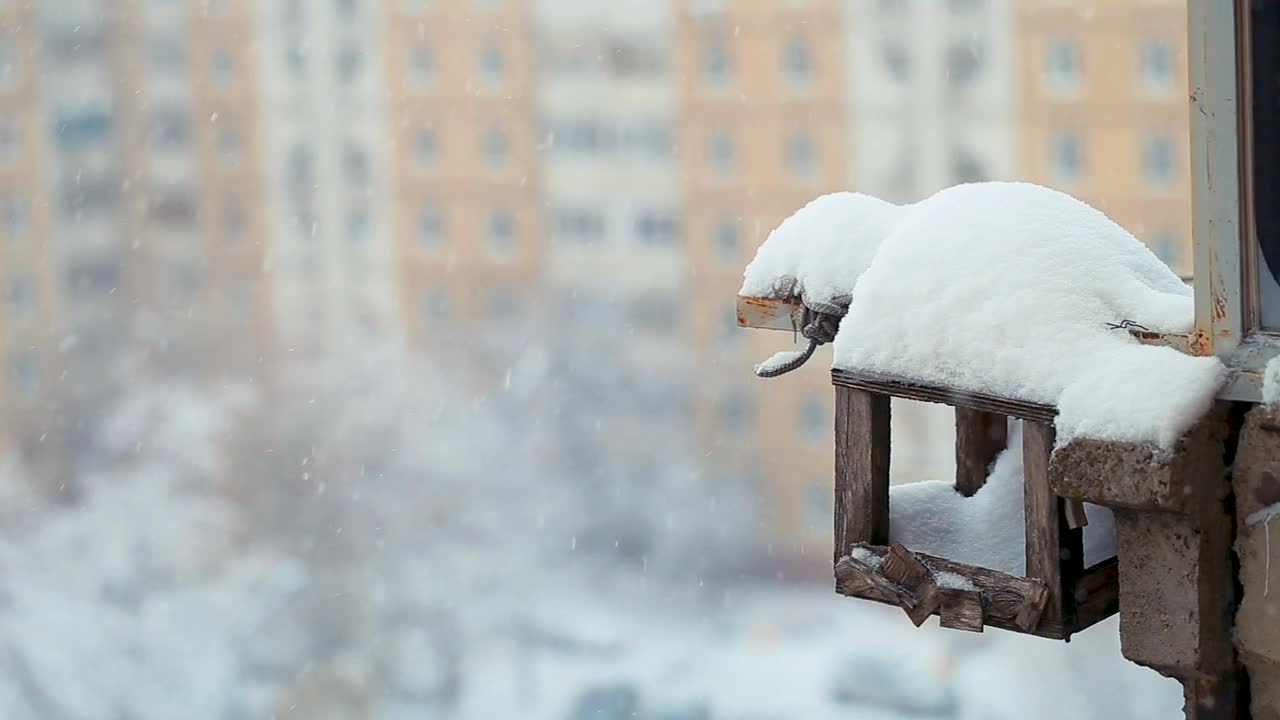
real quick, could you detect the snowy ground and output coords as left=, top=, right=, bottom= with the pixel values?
left=453, top=586, right=1183, bottom=720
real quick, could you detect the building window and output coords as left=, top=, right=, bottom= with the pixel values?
left=212, top=47, right=234, bottom=85
left=479, top=41, right=504, bottom=85
left=800, top=396, right=825, bottom=439
left=714, top=216, right=738, bottom=265
left=709, top=131, right=735, bottom=176
left=557, top=209, right=605, bottom=244
left=149, top=34, right=188, bottom=71
left=288, top=144, right=313, bottom=183
left=418, top=204, right=443, bottom=250
left=219, top=124, right=240, bottom=161
left=783, top=35, right=811, bottom=86
left=3, top=195, right=26, bottom=240
left=719, top=390, right=753, bottom=435
left=286, top=42, right=306, bottom=76
left=1143, top=133, right=1175, bottom=187
left=489, top=208, right=514, bottom=256
left=1150, top=229, right=1180, bottom=270
left=549, top=119, right=615, bottom=156
left=490, top=290, right=519, bottom=322
left=8, top=274, right=32, bottom=316
left=703, top=33, right=730, bottom=86
left=416, top=126, right=436, bottom=167
left=621, top=123, right=672, bottom=159
left=719, top=302, right=742, bottom=349
left=635, top=210, right=679, bottom=246
left=0, top=115, right=19, bottom=162
left=425, top=288, right=449, bottom=321
left=1140, top=38, right=1174, bottom=93
left=347, top=208, right=370, bottom=242
left=1045, top=38, right=1080, bottom=92
left=947, top=41, right=984, bottom=87
left=336, top=46, right=362, bottom=83
left=148, top=109, right=190, bottom=149
left=1050, top=131, right=1082, bottom=182
left=12, top=351, right=38, bottom=396
left=881, top=41, right=910, bottom=82
left=485, top=127, right=509, bottom=171
left=806, top=484, right=831, bottom=532
left=171, top=262, right=202, bottom=300
left=951, top=146, right=986, bottom=183
left=344, top=144, right=369, bottom=185
left=785, top=131, right=815, bottom=177
left=56, top=108, right=114, bottom=148
left=224, top=198, right=245, bottom=241
left=411, top=44, right=432, bottom=86
left=627, top=295, right=677, bottom=334
left=0, top=35, right=15, bottom=84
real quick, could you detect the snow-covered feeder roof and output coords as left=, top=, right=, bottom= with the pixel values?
left=741, top=182, right=1226, bottom=450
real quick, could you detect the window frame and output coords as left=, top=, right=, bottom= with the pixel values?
left=1170, top=1, right=1277, bottom=401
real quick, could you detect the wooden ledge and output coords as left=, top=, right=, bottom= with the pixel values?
left=736, top=295, right=800, bottom=332
left=836, top=544, right=1118, bottom=640
left=831, top=369, right=1058, bottom=424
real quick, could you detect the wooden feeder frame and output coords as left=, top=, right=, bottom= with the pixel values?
left=830, top=368, right=1119, bottom=639
left=738, top=289, right=1120, bottom=639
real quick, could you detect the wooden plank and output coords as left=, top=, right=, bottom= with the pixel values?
left=837, top=545, right=1062, bottom=639
left=834, top=387, right=890, bottom=560
left=1013, top=581, right=1051, bottom=632
left=831, top=369, right=1057, bottom=424
left=735, top=295, right=800, bottom=331
left=1072, top=558, right=1120, bottom=633
left=833, top=556, right=915, bottom=609
left=939, top=589, right=985, bottom=633
left=1024, top=420, right=1084, bottom=632
left=1064, top=498, right=1089, bottom=529
left=954, top=408, right=1007, bottom=496
left=881, top=544, right=941, bottom=627
left=880, top=544, right=931, bottom=588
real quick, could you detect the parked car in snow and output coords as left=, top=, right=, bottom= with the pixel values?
left=566, top=684, right=642, bottom=720
left=828, top=650, right=957, bottom=718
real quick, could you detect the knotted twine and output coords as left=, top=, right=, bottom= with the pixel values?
left=753, top=278, right=850, bottom=378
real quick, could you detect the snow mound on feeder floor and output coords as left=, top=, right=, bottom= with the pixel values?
left=889, top=421, right=1117, bottom=577
left=828, top=182, right=1224, bottom=449
left=739, top=191, right=903, bottom=307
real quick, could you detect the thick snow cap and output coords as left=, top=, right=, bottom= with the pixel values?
left=742, top=182, right=1225, bottom=449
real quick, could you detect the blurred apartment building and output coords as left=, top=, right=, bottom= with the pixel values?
left=1017, top=0, right=1192, bottom=276
left=0, top=0, right=1192, bottom=560
left=387, top=0, right=544, bottom=378
left=0, top=0, right=273, bottom=495
left=255, top=0, right=400, bottom=353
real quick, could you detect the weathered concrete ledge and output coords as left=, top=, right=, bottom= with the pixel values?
left=1050, top=408, right=1238, bottom=716
left=1232, top=405, right=1280, bottom=718
left=1050, top=408, right=1229, bottom=513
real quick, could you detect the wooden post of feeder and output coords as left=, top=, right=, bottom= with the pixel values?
left=834, top=387, right=890, bottom=561
left=955, top=408, right=1007, bottom=496
left=1022, top=421, right=1084, bottom=627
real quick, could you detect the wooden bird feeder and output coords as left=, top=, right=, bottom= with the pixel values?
left=738, top=296, right=1119, bottom=639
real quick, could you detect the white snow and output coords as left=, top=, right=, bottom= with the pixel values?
left=849, top=545, right=883, bottom=569
left=887, top=421, right=1117, bottom=577
left=1247, top=502, right=1280, bottom=528
left=1248, top=502, right=1280, bottom=597
left=740, top=191, right=902, bottom=306
left=743, top=182, right=1226, bottom=449
left=934, top=570, right=978, bottom=591
left=1264, top=356, right=1280, bottom=406
left=753, top=347, right=810, bottom=376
